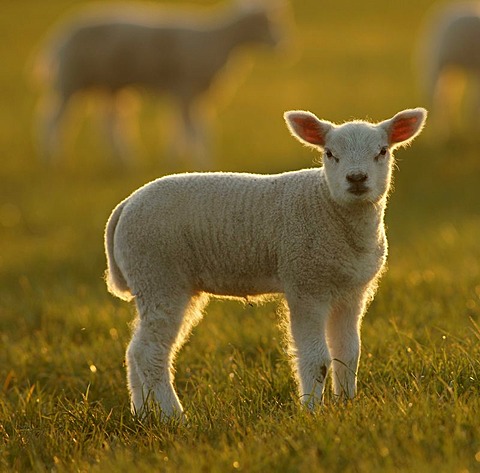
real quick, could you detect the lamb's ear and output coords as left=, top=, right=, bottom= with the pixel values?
left=380, top=108, right=428, bottom=148
left=284, top=110, right=333, bottom=148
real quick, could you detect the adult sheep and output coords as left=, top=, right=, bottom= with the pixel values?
left=35, top=1, right=280, bottom=167
left=104, top=107, right=427, bottom=419
left=418, top=3, right=480, bottom=137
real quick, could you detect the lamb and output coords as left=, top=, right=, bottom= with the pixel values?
left=35, top=2, right=280, bottom=167
left=104, top=107, right=427, bottom=419
left=418, top=3, right=480, bottom=136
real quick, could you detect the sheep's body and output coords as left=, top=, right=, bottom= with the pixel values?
left=420, top=3, right=480, bottom=135
left=105, top=108, right=427, bottom=419
left=108, top=169, right=385, bottom=300
left=36, top=3, right=279, bottom=166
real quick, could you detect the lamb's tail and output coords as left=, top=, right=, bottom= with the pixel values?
left=104, top=200, right=134, bottom=302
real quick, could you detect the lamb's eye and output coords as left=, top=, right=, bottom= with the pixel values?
left=325, top=149, right=338, bottom=162
left=375, top=146, right=388, bottom=161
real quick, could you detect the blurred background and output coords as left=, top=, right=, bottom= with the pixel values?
left=0, top=0, right=478, bottom=352
left=1, top=3, right=480, bottom=469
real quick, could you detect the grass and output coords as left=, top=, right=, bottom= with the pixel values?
left=1, top=0, right=480, bottom=471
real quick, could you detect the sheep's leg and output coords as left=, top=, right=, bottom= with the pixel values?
left=125, top=344, right=145, bottom=413
left=286, top=294, right=331, bottom=409
left=36, top=92, right=70, bottom=163
left=126, top=300, right=188, bottom=419
left=126, top=293, right=207, bottom=420
left=102, top=92, right=135, bottom=165
left=126, top=316, right=183, bottom=419
left=326, top=295, right=365, bottom=400
left=471, top=73, right=480, bottom=132
left=432, top=69, right=466, bottom=138
left=177, top=99, right=210, bottom=169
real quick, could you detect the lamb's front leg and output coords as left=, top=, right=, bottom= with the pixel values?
left=286, top=294, right=332, bottom=409
left=326, top=294, right=366, bottom=400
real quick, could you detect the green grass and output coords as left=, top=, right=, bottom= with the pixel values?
left=1, top=0, right=480, bottom=471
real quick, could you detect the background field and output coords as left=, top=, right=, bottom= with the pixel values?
left=1, top=0, right=480, bottom=471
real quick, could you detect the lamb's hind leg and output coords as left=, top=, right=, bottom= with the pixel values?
left=126, top=292, right=207, bottom=420
left=286, top=294, right=332, bottom=409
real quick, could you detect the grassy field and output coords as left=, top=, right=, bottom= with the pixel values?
left=1, top=0, right=480, bottom=471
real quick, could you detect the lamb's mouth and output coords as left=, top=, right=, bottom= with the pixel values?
left=348, top=185, right=369, bottom=196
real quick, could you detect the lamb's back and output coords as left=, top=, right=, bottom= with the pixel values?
left=116, top=172, right=294, bottom=296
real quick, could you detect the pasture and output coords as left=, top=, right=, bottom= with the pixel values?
left=1, top=0, right=479, bottom=471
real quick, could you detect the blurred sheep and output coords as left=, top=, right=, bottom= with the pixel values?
left=34, top=1, right=282, bottom=168
left=418, top=2, right=480, bottom=138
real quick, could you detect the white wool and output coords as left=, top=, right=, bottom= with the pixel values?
left=104, top=107, right=427, bottom=419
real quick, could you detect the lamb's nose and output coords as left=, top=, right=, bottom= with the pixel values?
left=346, top=172, right=368, bottom=183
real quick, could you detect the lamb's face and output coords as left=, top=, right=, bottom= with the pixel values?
left=284, top=108, right=427, bottom=206
left=322, top=123, right=392, bottom=205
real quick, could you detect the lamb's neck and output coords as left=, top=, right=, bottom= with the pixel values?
left=318, top=178, right=386, bottom=245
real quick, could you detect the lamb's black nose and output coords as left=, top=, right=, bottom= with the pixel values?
left=346, top=172, right=368, bottom=183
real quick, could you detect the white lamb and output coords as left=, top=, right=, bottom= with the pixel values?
left=418, top=3, right=480, bottom=136
left=104, top=107, right=427, bottom=419
left=35, top=1, right=280, bottom=167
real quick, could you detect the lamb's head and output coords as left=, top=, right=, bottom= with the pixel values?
left=284, top=108, right=427, bottom=205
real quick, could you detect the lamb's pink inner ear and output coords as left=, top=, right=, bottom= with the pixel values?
left=291, top=115, right=325, bottom=146
left=389, top=115, right=420, bottom=143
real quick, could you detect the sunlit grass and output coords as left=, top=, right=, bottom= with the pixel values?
left=1, top=0, right=480, bottom=471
